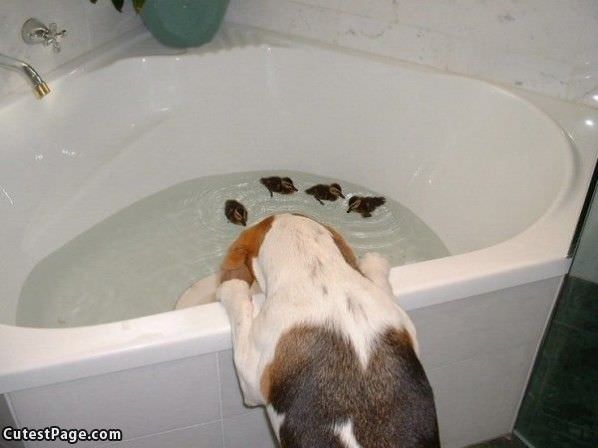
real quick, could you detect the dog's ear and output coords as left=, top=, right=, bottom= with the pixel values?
left=220, top=216, right=275, bottom=285
left=220, top=246, right=254, bottom=284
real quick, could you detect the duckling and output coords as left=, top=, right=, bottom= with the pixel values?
left=260, top=176, right=298, bottom=197
left=347, top=196, right=386, bottom=218
left=224, top=200, right=248, bottom=226
left=305, top=183, right=345, bottom=205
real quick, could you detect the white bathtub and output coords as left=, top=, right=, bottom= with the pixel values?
left=1, top=26, right=597, bottom=448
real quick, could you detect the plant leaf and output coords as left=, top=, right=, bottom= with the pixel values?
left=90, top=0, right=98, bottom=3
left=133, top=0, right=146, bottom=13
left=112, top=0, right=125, bottom=12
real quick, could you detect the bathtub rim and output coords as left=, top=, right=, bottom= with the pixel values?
left=1, top=25, right=597, bottom=395
left=0, top=225, right=579, bottom=394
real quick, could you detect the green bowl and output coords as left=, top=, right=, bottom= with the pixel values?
left=140, top=0, right=230, bottom=48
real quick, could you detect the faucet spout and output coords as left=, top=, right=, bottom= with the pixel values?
left=0, top=53, right=50, bottom=98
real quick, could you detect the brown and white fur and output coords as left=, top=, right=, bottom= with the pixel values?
left=217, top=213, right=439, bottom=447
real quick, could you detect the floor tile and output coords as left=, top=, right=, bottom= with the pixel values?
left=515, top=276, right=598, bottom=448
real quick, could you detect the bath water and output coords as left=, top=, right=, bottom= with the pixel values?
left=17, top=171, right=449, bottom=328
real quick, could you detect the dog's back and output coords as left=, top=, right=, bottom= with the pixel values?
left=265, top=325, right=439, bottom=448
left=218, top=214, right=439, bottom=448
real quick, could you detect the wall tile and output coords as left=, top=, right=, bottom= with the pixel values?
left=222, top=408, right=277, bottom=448
left=0, top=0, right=141, bottom=98
left=9, top=353, right=220, bottom=448
left=410, top=278, right=560, bottom=370
left=580, top=88, right=598, bottom=109
left=218, top=350, right=254, bottom=419
left=4, top=0, right=596, bottom=105
left=101, top=421, right=223, bottom=448
left=227, top=0, right=598, bottom=105
left=428, top=343, right=538, bottom=448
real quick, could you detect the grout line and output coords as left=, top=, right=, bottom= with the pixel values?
left=95, top=419, right=224, bottom=448
left=219, top=418, right=227, bottom=448
left=425, top=339, right=537, bottom=375
left=3, top=395, right=26, bottom=448
left=4, top=395, right=23, bottom=429
left=512, top=429, right=535, bottom=448
left=216, top=351, right=227, bottom=448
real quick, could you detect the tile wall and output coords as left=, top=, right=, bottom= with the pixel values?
left=2, top=1, right=597, bottom=107
left=0, top=0, right=141, bottom=98
left=226, top=0, right=598, bottom=108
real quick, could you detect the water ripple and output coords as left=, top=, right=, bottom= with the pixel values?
left=17, top=170, right=449, bottom=328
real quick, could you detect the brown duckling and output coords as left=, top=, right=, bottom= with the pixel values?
left=224, top=200, right=248, bottom=226
left=347, top=196, right=386, bottom=218
left=305, top=183, right=345, bottom=205
left=260, top=176, right=298, bottom=197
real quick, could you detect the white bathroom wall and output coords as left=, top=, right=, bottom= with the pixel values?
left=226, top=0, right=598, bottom=108
left=2, top=1, right=596, bottom=106
left=0, top=0, right=141, bottom=98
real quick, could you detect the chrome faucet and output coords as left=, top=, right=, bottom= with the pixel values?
left=21, top=18, right=67, bottom=53
left=0, top=18, right=66, bottom=99
left=0, top=53, right=51, bottom=98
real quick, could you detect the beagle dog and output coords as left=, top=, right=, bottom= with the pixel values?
left=217, top=213, right=439, bottom=447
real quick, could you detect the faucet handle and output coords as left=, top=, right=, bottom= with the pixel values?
left=21, top=18, right=67, bottom=53
left=45, top=23, right=67, bottom=53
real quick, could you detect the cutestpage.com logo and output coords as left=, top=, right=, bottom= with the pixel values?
left=2, top=426, right=123, bottom=444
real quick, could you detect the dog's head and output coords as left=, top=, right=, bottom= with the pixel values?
left=219, top=214, right=360, bottom=288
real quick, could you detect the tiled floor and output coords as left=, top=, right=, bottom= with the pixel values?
left=467, top=435, right=528, bottom=447
left=514, top=276, right=598, bottom=447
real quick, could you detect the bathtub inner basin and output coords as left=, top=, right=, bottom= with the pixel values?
left=0, top=39, right=574, bottom=329
left=16, top=170, right=449, bottom=328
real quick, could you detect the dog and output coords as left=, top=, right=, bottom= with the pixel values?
left=217, top=213, right=439, bottom=447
